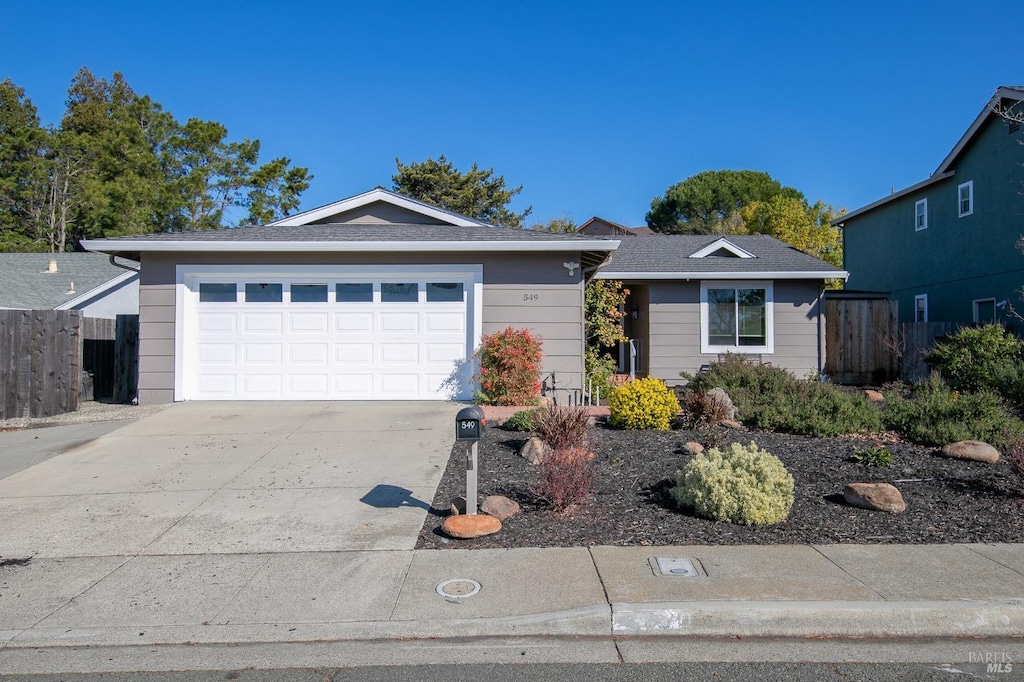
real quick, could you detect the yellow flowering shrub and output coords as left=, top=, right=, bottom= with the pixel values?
left=672, top=442, right=794, bottom=525
left=608, top=377, right=681, bottom=430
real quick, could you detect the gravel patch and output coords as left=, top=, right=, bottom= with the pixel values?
left=417, top=423, right=1024, bottom=549
left=0, top=400, right=166, bottom=431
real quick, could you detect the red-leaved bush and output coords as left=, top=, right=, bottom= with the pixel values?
left=533, top=404, right=591, bottom=451
left=473, top=327, right=543, bottom=406
left=533, top=447, right=596, bottom=512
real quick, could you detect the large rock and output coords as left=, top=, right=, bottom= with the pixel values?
left=864, top=389, right=884, bottom=402
left=441, top=514, right=502, bottom=539
left=481, top=495, right=520, bottom=521
left=520, top=436, right=551, bottom=465
left=706, top=387, right=739, bottom=420
left=938, top=440, right=1000, bottom=464
left=683, top=441, right=705, bottom=456
left=844, top=482, right=906, bottom=513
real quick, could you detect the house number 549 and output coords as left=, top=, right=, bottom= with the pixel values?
left=523, top=294, right=539, bottom=302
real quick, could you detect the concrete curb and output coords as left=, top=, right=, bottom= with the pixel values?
left=612, top=599, right=1024, bottom=638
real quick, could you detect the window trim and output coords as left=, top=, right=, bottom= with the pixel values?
left=915, top=199, right=928, bottom=231
left=914, top=294, right=928, bottom=323
left=700, top=280, right=774, bottom=354
left=958, top=181, right=974, bottom=217
left=973, top=297, right=997, bottom=324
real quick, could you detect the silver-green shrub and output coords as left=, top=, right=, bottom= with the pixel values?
left=672, top=442, right=794, bottom=525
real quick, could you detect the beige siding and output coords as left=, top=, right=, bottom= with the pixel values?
left=642, top=280, right=824, bottom=385
left=137, top=252, right=586, bottom=404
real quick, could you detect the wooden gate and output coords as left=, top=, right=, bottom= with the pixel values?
left=825, top=299, right=899, bottom=385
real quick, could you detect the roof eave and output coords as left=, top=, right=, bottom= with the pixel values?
left=54, top=269, right=138, bottom=310
left=831, top=172, right=955, bottom=225
left=594, top=270, right=849, bottom=281
left=81, top=239, right=621, bottom=254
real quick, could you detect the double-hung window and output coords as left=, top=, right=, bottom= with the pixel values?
left=915, top=199, right=928, bottom=231
left=700, top=281, right=773, bottom=353
left=958, top=181, right=973, bottom=217
left=914, top=294, right=928, bottom=323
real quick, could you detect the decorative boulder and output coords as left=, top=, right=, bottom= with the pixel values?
left=441, top=514, right=502, bottom=539
left=864, top=390, right=884, bottom=402
left=938, top=440, right=999, bottom=464
left=720, top=419, right=743, bottom=430
left=480, top=495, right=520, bottom=521
left=682, top=441, right=705, bottom=455
left=844, top=482, right=906, bottom=513
left=519, top=436, right=551, bottom=465
left=706, top=387, right=739, bottom=420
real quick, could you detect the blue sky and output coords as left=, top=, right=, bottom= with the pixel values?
left=1, top=1, right=1017, bottom=227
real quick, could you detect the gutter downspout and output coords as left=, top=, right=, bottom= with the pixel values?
left=108, top=254, right=140, bottom=273
left=817, top=285, right=826, bottom=379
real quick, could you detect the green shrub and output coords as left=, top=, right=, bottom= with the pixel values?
left=504, top=409, right=539, bottom=432
left=883, top=373, right=1024, bottom=450
left=925, top=324, right=1024, bottom=394
left=533, top=404, right=591, bottom=450
left=992, top=360, right=1024, bottom=413
left=609, top=377, right=681, bottom=430
left=851, top=444, right=893, bottom=467
left=473, top=327, right=543, bottom=406
left=672, top=442, right=794, bottom=525
left=683, top=355, right=881, bottom=437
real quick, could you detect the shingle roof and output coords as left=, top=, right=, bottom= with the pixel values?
left=598, top=234, right=846, bottom=276
left=92, top=223, right=614, bottom=243
left=0, top=253, right=137, bottom=310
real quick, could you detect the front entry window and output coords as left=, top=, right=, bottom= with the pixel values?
left=701, top=282, right=773, bottom=353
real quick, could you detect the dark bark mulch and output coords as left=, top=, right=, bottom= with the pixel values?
left=416, top=423, right=1024, bottom=549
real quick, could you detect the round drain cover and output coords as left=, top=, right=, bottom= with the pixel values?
left=435, top=578, right=481, bottom=599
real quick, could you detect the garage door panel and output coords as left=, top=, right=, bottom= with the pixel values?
left=197, top=343, right=236, bottom=363
left=198, top=374, right=237, bottom=395
left=380, top=374, right=419, bottom=395
left=380, top=313, right=419, bottom=333
left=243, top=313, right=284, bottom=333
left=335, top=313, right=373, bottom=333
left=242, top=374, right=283, bottom=396
left=425, top=312, right=465, bottom=333
left=243, top=344, right=283, bottom=364
left=334, top=374, right=373, bottom=396
left=198, top=313, right=237, bottom=333
left=289, top=312, right=329, bottom=332
left=290, top=343, right=328, bottom=363
left=380, top=343, right=419, bottom=364
left=425, top=343, right=464, bottom=363
left=289, top=374, right=329, bottom=396
left=335, top=343, right=373, bottom=363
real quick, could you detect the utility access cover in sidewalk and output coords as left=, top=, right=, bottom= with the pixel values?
left=650, top=557, right=704, bottom=577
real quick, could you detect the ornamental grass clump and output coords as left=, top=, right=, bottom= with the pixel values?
left=532, top=404, right=591, bottom=451
left=672, top=442, right=794, bottom=525
left=609, top=377, right=681, bottom=430
left=533, top=447, right=596, bottom=512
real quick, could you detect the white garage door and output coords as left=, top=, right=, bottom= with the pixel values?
left=179, top=267, right=479, bottom=400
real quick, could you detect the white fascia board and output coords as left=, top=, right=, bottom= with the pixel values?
left=594, top=270, right=849, bottom=281
left=934, top=87, right=1022, bottom=175
left=269, top=188, right=485, bottom=227
left=81, top=239, right=620, bottom=253
left=54, top=270, right=138, bottom=310
left=689, top=238, right=756, bottom=259
left=831, top=172, right=955, bottom=225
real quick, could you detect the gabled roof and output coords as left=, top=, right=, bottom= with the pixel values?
left=836, top=86, right=1024, bottom=225
left=269, top=187, right=490, bottom=227
left=576, top=216, right=654, bottom=236
left=0, top=253, right=138, bottom=310
left=595, top=234, right=847, bottom=280
left=689, top=237, right=755, bottom=259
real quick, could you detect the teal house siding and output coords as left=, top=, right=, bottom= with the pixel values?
left=839, top=87, right=1024, bottom=327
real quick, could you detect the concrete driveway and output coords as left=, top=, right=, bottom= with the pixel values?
left=0, top=401, right=458, bottom=557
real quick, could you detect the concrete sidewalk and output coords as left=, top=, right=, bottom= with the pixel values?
left=1, top=543, right=1022, bottom=660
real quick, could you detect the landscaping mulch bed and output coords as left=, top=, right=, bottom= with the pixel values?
left=416, top=423, right=1024, bottom=549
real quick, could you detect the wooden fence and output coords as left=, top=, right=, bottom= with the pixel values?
left=825, top=299, right=965, bottom=384
left=0, top=310, right=139, bottom=420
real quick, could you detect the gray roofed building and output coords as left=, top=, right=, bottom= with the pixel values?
left=0, top=253, right=139, bottom=319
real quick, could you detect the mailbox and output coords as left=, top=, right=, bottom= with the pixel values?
left=455, top=406, right=485, bottom=441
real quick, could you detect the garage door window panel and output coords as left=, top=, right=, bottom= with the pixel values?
left=427, top=282, right=464, bottom=302
left=382, top=283, right=418, bottom=302
left=291, top=284, right=328, bottom=303
left=245, top=283, right=283, bottom=303
left=336, top=283, right=373, bottom=303
left=199, top=283, right=237, bottom=303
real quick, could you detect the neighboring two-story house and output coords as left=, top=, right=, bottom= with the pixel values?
left=835, top=86, right=1024, bottom=326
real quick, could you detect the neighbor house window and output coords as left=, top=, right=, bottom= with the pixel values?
left=915, top=199, right=928, bottom=230
left=974, top=298, right=996, bottom=324
left=700, top=281, right=773, bottom=353
left=958, top=181, right=974, bottom=217
left=914, top=294, right=928, bottom=322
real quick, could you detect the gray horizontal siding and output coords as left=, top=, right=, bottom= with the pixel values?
left=138, top=283, right=176, bottom=405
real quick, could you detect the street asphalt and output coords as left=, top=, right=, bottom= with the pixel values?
left=0, top=402, right=1022, bottom=675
